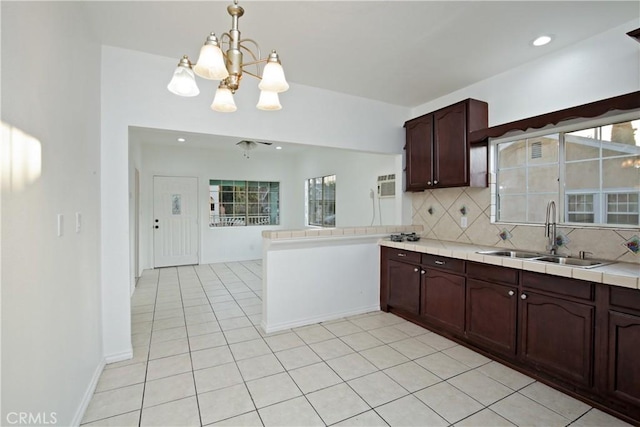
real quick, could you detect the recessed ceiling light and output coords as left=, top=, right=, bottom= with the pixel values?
left=276, top=146, right=282, bottom=150
left=177, top=137, right=186, bottom=142
left=532, top=35, right=552, bottom=47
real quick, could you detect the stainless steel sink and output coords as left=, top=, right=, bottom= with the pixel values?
left=477, top=250, right=542, bottom=259
left=535, top=256, right=613, bottom=268
left=477, top=250, right=614, bottom=269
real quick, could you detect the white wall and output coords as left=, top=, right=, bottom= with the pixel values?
left=412, top=20, right=640, bottom=125
left=138, top=143, right=404, bottom=267
left=292, top=148, right=402, bottom=228
left=1, top=2, right=103, bottom=425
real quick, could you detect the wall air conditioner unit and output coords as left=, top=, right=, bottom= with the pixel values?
left=377, top=174, right=396, bottom=198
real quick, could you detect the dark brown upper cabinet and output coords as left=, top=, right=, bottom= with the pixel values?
left=404, top=99, right=488, bottom=191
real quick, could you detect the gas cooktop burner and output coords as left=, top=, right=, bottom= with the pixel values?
left=390, top=232, right=420, bottom=242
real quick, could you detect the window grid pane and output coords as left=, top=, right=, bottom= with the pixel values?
left=307, top=175, right=336, bottom=227
left=209, top=180, right=280, bottom=227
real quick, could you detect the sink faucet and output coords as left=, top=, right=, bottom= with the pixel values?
left=545, top=200, right=558, bottom=255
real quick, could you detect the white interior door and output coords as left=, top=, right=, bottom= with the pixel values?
left=153, top=176, right=199, bottom=268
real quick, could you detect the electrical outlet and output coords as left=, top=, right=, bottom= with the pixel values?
left=461, top=217, right=468, bottom=228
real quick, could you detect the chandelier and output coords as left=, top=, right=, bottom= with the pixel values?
left=167, top=0, right=289, bottom=112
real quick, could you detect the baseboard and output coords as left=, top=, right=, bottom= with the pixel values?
left=70, top=358, right=106, bottom=427
left=262, top=304, right=380, bottom=334
left=104, top=349, right=133, bottom=364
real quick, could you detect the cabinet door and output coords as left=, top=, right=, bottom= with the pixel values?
left=405, top=116, right=433, bottom=191
left=608, top=311, right=640, bottom=407
left=519, top=292, right=594, bottom=387
left=387, top=260, right=421, bottom=314
left=433, top=102, right=468, bottom=187
left=466, top=279, right=517, bottom=357
left=421, top=269, right=465, bottom=333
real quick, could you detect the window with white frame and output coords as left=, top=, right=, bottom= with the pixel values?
left=209, top=180, right=280, bottom=227
left=495, top=117, right=640, bottom=227
left=306, top=175, right=336, bottom=227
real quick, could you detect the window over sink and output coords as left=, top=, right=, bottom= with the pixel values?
left=495, top=115, right=640, bottom=227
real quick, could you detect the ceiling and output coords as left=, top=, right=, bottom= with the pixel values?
left=83, top=1, right=638, bottom=108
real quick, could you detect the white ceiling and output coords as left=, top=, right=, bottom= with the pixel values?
left=90, top=1, right=638, bottom=151
left=83, top=1, right=638, bottom=108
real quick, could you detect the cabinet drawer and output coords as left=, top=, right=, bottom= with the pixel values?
left=385, top=247, right=421, bottom=264
left=467, top=262, right=518, bottom=286
left=522, top=271, right=594, bottom=301
left=422, top=254, right=464, bottom=273
left=610, top=287, right=640, bottom=312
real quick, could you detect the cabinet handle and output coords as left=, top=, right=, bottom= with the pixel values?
left=427, top=181, right=432, bottom=185
left=421, top=270, right=426, bottom=275
left=414, top=268, right=419, bottom=272
left=434, top=260, right=445, bottom=265
left=434, top=180, right=438, bottom=185
left=520, top=294, right=527, bottom=300
left=397, top=253, right=407, bottom=257
left=508, top=290, right=514, bottom=296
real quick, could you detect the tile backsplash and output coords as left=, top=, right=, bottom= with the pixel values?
left=411, top=186, right=640, bottom=265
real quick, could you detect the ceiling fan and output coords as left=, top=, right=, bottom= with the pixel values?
left=236, top=140, right=272, bottom=158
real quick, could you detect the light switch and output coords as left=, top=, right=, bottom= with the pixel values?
left=57, top=214, right=64, bottom=236
left=461, top=217, right=468, bottom=228
left=76, top=212, right=82, bottom=233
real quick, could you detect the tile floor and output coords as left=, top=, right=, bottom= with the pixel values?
left=81, top=261, right=632, bottom=427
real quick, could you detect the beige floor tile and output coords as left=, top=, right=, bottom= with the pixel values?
left=191, top=345, right=234, bottom=370
left=237, top=353, right=284, bottom=381
left=520, top=381, right=591, bottom=421
left=82, top=384, right=144, bottom=424
left=454, top=408, right=515, bottom=426
left=198, top=383, right=255, bottom=425
left=294, top=324, right=335, bottom=344
left=152, top=316, right=185, bottom=331
left=307, top=383, right=370, bottom=425
left=376, top=395, right=448, bottom=427
left=140, top=396, right=200, bottom=427
left=443, top=345, right=492, bottom=368
left=414, top=332, right=458, bottom=350
left=368, top=325, right=411, bottom=343
left=150, top=326, right=187, bottom=344
left=245, top=372, right=302, bottom=408
left=388, top=337, right=438, bottom=360
left=333, top=410, right=388, bottom=426
left=360, top=345, right=410, bottom=370
left=149, top=337, right=189, bottom=360
left=146, top=353, right=192, bottom=381
left=194, top=362, right=244, bottom=394
left=448, top=369, right=513, bottom=406
left=264, top=332, right=306, bottom=352
left=224, top=326, right=261, bottom=344
left=187, top=320, right=221, bottom=337
left=383, top=361, right=441, bottom=393
left=229, top=338, right=271, bottom=361
left=490, top=393, right=570, bottom=427
left=188, top=331, right=227, bottom=351
left=95, top=362, right=147, bottom=392
left=323, top=321, right=364, bottom=337
left=275, top=345, right=322, bottom=370
left=415, top=381, right=484, bottom=424
left=212, top=410, right=263, bottom=426
left=82, top=410, right=140, bottom=426
left=142, top=372, right=195, bottom=408
left=347, top=371, right=408, bottom=407
left=258, top=396, right=324, bottom=427
left=415, top=352, right=471, bottom=379
left=476, top=361, right=535, bottom=390
left=326, top=353, right=378, bottom=381
left=219, top=316, right=253, bottom=331
left=392, top=321, right=430, bottom=337
left=340, top=331, right=384, bottom=351
left=288, top=361, right=343, bottom=393
left=309, top=338, right=354, bottom=360
left=572, top=408, right=634, bottom=427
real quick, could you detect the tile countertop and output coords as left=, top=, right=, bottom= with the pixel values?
left=379, top=238, right=640, bottom=290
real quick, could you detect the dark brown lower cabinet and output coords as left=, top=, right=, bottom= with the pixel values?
left=466, top=278, right=517, bottom=356
left=421, top=269, right=465, bottom=334
left=387, top=259, right=420, bottom=314
left=519, top=291, right=595, bottom=387
left=608, top=311, right=640, bottom=407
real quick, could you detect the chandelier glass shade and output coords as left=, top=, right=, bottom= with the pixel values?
left=167, top=0, right=289, bottom=112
